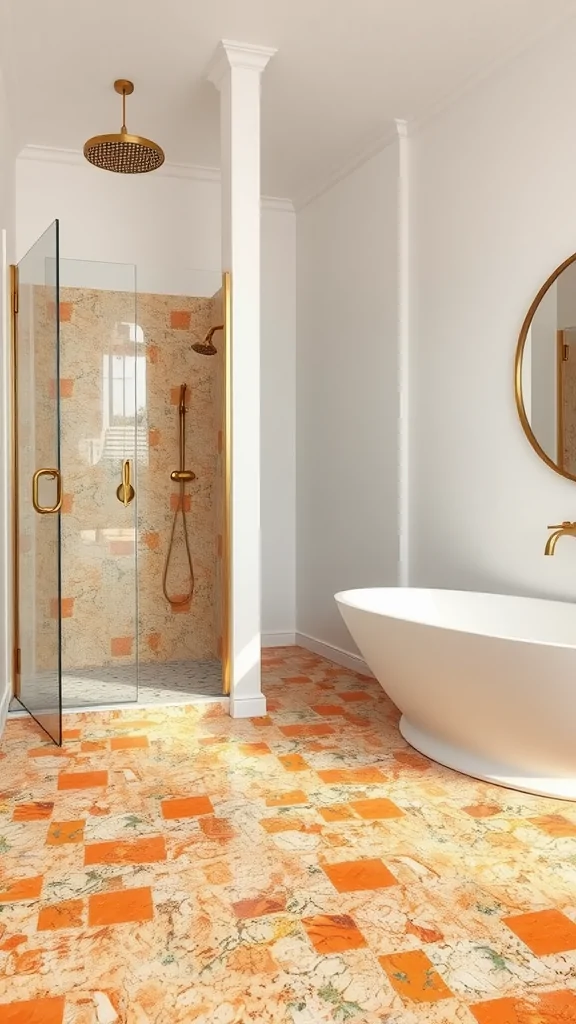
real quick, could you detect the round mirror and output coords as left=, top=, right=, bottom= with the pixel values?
left=516, top=252, right=576, bottom=481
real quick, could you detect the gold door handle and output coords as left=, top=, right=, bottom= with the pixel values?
left=116, top=459, right=135, bottom=507
left=32, top=468, right=63, bottom=514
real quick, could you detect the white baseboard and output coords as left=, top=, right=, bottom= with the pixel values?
left=261, top=632, right=296, bottom=648
left=295, top=632, right=372, bottom=675
left=0, top=683, right=10, bottom=738
left=230, top=694, right=267, bottom=719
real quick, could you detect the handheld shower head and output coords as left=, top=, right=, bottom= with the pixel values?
left=192, top=324, right=223, bottom=356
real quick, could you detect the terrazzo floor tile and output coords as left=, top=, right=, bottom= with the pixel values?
left=0, top=646, right=575, bottom=1022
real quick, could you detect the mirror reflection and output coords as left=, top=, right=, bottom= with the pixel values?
left=517, top=255, right=576, bottom=480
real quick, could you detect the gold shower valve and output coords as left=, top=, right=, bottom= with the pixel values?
left=116, top=459, right=135, bottom=506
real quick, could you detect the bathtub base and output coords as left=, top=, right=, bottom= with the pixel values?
left=399, top=717, right=576, bottom=802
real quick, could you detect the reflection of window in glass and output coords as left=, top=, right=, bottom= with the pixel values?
left=101, top=323, right=148, bottom=464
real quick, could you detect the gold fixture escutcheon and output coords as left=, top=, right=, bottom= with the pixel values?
left=32, top=468, right=63, bottom=515
left=116, top=459, right=135, bottom=506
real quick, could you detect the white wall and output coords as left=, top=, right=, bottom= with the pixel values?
left=411, top=20, right=576, bottom=601
left=15, top=153, right=296, bottom=639
left=296, top=147, right=400, bottom=653
left=0, top=64, right=15, bottom=733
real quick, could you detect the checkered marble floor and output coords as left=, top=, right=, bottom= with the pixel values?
left=1, top=647, right=576, bottom=1023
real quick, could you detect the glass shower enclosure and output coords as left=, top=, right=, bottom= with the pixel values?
left=12, top=229, right=226, bottom=742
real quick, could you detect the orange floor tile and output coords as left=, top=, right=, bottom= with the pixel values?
left=0, top=646, right=576, bottom=1022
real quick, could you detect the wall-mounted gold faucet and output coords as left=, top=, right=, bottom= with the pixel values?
left=544, top=521, right=576, bottom=555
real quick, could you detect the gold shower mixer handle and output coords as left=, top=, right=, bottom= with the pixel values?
left=116, top=460, right=135, bottom=507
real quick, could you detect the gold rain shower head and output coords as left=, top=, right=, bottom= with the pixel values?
left=83, top=80, right=165, bottom=174
left=192, top=325, right=223, bottom=356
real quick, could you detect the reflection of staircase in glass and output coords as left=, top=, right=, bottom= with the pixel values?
left=102, top=424, right=148, bottom=464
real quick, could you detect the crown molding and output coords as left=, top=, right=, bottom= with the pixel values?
left=207, top=40, right=277, bottom=89
left=293, top=121, right=406, bottom=211
left=16, top=145, right=294, bottom=211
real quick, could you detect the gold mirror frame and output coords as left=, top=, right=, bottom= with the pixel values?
left=515, top=250, right=576, bottom=483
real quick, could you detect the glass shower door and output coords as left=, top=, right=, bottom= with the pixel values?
left=58, top=259, right=138, bottom=707
left=13, top=220, right=63, bottom=744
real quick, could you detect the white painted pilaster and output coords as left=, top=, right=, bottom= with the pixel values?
left=208, top=40, right=276, bottom=718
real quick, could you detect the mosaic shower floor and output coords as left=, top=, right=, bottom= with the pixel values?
left=62, top=659, right=223, bottom=707
left=1, top=647, right=576, bottom=1023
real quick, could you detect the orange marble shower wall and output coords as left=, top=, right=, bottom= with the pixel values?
left=57, top=287, right=222, bottom=672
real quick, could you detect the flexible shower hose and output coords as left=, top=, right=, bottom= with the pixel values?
left=162, top=481, right=194, bottom=606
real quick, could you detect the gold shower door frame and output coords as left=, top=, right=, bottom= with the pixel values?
left=221, top=271, right=232, bottom=697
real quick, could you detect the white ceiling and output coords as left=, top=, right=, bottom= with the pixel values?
left=1, top=0, right=575, bottom=202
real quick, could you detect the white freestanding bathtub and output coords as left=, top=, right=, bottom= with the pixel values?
left=335, top=588, right=576, bottom=801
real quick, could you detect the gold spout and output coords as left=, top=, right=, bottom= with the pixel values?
left=544, top=521, right=576, bottom=555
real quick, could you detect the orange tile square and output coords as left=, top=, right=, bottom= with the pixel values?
left=46, top=820, right=85, bottom=846
left=241, top=743, right=271, bottom=756
left=302, top=913, right=367, bottom=954
left=350, top=797, right=404, bottom=819
left=148, top=344, right=159, bottom=364
left=470, top=990, right=576, bottom=1024
left=37, top=898, right=84, bottom=931
left=110, top=735, right=149, bottom=750
left=463, top=804, right=501, bottom=818
left=81, top=740, right=108, bottom=752
left=148, top=428, right=161, bottom=447
left=49, top=596, right=74, bottom=619
left=266, top=790, right=308, bottom=807
left=170, top=494, right=192, bottom=514
left=62, top=728, right=81, bottom=740
left=59, top=378, right=74, bottom=398
left=88, top=886, right=153, bottom=927
left=59, top=301, right=73, bottom=322
left=199, top=816, right=237, bottom=840
left=61, top=493, right=74, bottom=514
left=0, top=996, right=66, bottom=1024
left=170, top=386, right=183, bottom=404
left=278, top=754, right=309, bottom=772
left=393, top=750, right=431, bottom=770
left=85, top=836, right=166, bottom=866
left=323, top=858, right=398, bottom=893
left=161, top=796, right=214, bottom=819
left=110, top=636, right=134, bottom=657
left=233, top=895, right=286, bottom=918
left=170, top=310, right=191, bottom=329
left=146, top=632, right=162, bottom=651
left=0, top=876, right=43, bottom=903
left=12, top=801, right=54, bottom=822
left=280, top=723, right=335, bottom=738
left=58, top=770, right=108, bottom=790
left=318, top=767, right=387, bottom=785
left=379, top=949, right=452, bottom=1003
left=529, top=814, right=576, bottom=837
left=143, top=531, right=160, bottom=550
left=260, top=817, right=308, bottom=834
left=318, top=805, right=356, bottom=823
left=251, top=715, right=273, bottom=727
left=503, top=908, right=576, bottom=955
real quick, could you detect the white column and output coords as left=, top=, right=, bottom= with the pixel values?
left=208, top=41, right=276, bottom=718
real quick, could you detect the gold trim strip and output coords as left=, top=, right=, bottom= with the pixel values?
left=221, top=271, right=232, bottom=698
left=557, top=329, right=565, bottom=471
left=10, top=265, right=19, bottom=699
